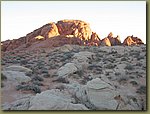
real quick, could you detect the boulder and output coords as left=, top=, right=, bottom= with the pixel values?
left=8, top=97, right=31, bottom=110
left=2, top=71, right=31, bottom=83
left=86, top=78, right=119, bottom=110
left=56, top=44, right=73, bottom=52
left=5, top=65, right=32, bottom=73
left=29, top=89, right=88, bottom=110
left=73, top=51, right=95, bottom=63
left=57, top=63, right=78, bottom=77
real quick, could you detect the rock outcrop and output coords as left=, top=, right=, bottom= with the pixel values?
left=123, top=35, right=144, bottom=46
left=101, top=38, right=111, bottom=46
left=107, top=32, right=121, bottom=46
left=29, top=89, right=88, bottom=110
left=86, top=78, right=119, bottom=110
left=87, top=32, right=101, bottom=46
left=2, top=71, right=31, bottom=83
left=57, top=63, right=78, bottom=77
left=56, top=19, right=92, bottom=41
left=1, top=19, right=145, bottom=52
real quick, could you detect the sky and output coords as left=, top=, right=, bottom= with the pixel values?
left=1, top=1, right=146, bottom=43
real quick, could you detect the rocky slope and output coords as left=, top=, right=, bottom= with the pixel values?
left=1, top=44, right=146, bottom=110
left=1, top=19, right=146, bottom=110
left=1, top=19, right=144, bottom=52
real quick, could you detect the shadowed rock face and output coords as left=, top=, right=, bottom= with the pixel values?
left=87, top=32, right=101, bottom=46
left=1, top=20, right=145, bottom=52
left=123, top=35, right=144, bottom=46
left=107, top=32, right=121, bottom=46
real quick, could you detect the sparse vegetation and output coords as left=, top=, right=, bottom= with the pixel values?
left=130, top=80, right=138, bottom=86
left=1, top=73, right=7, bottom=81
left=105, top=64, right=116, bottom=69
left=136, top=85, right=146, bottom=94
left=121, top=57, right=127, bottom=61
left=115, top=72, right=121, bottom=76
left=16, top=84, right=41, bottom=93
left=32, top=75, right=44, bottom=81
left=52, top=77, right=69, bottom=83
left=118, top=75, right=129, bottom=84
left=125, top=64, right=134, bottom=70
left=33, top=81, right=44, bottom=86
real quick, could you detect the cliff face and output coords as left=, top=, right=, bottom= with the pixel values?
left=1, top=19, right=144, bottom=52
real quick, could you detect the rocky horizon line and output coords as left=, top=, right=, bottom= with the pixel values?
left=1, top=19, right=145, bottom=52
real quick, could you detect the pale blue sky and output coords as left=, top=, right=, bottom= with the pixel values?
left=1, top=1, right=146, bottom=43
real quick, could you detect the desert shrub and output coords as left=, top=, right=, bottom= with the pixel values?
left=115, top=72, right=121, bottom=76
left=121, top=57, right=127, bottom=61
left=88, top=64, right=102, bottom=70
left=1, top=61, right=6, bottom=65
left=41, top=69, right=48, bottom=74
left=33, top=81, right=44, bottom=86
left=109, top=50, right=117, bottom=54
left=1, top=82, right=4, bottom=88
left=52, top=77, right=69, bottom=83
left=32, top=75, right=44, bottom=81
left=136, top=62, right=143, bottom=66
left=42, top=73, right=51, bottom=78
left=129, top=51, right=140, bottom=57
left=103, top=57, right=115, bottom=63
left=16, top=84, right=41, bottom=93
left=130, top=80, right=138, bottom=86
left=136, top=85, right=146, bottom=94
left=137, top=56, right=145, bottom=60
left=118, top=75, right=129, bottom=84
left=105, top=64, right=116, bottom=69
left=1, top=73, right=7, bottom=81
left=51, top=73, right=59, bottom=78
left=25, top=72, right=33, bottom=77
left=125, top=64, right=134, bottom=70
left=20, top=59, right=28, bottom=65
left=73, top=70, right=84, bottom=77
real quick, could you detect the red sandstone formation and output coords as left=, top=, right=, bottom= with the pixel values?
left=56, top=20, right=92, bottom=41
left=1, top=20, right=145, bottom=52
left=107, top=32, right=121, bottom=46
left=123, top=35, right=144, bottom=46
left=87, top=32, right=101, bottom=46
left=101, top=38, right=111, bottom=46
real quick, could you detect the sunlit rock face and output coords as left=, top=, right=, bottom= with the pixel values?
left=123, top=35, right=144, bottom=46
left=101, top=37, right=111, bottom=46
left=1, top=20, right=145, bottom=52
left=56, top=19, right=92, bottom=41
